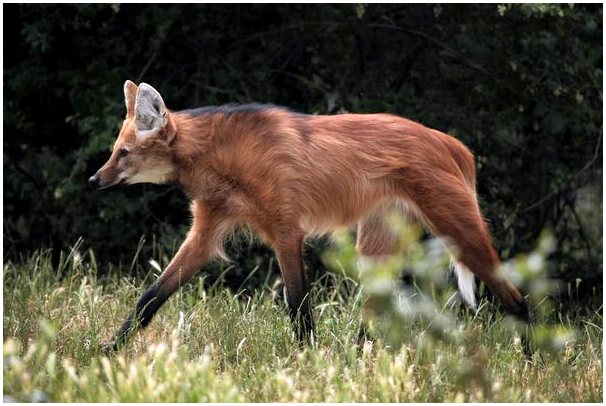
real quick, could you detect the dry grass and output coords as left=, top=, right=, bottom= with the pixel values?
left=3, top=247, right=603, bottom=402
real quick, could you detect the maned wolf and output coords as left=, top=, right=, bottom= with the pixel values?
left=90, top=81, right=532, bottom=351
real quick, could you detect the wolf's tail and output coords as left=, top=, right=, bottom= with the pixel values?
left=453, top=261, right=476, bottom=309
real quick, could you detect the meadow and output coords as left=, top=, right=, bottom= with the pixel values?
left=3, top=241, right=603, bottom=402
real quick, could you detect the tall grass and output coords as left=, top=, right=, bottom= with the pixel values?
left=3, top=239, right=603, bottom=402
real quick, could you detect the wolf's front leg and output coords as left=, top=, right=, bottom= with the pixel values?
left=101, top=200, right=228, bottom=352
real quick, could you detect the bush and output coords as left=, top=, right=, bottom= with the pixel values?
left=3, top=4, right=602, bottom=302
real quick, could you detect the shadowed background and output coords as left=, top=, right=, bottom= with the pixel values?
left=3, top=4, right=602, bottom=304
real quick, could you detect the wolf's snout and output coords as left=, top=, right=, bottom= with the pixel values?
left=88, top=174, right=100, bottom=188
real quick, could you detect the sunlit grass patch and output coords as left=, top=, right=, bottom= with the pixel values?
left=3, top=246, right=603, bottom=402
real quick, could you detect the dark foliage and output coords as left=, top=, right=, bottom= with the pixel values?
left=3, top=4, right=602, bottom=302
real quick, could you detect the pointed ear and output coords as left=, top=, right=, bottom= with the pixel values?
left=124, top=80, right=138, bottom=118
left=134, top=83, right=168, bottom=136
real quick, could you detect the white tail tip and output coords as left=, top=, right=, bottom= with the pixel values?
left=453, top=262, right=476, bottom=309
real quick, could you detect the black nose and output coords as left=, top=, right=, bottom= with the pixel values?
left=88, top=174, right=100, bottom=188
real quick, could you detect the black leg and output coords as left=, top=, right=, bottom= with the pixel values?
left=507, top=296, right=535, bottom=359
left=287, top=290, right=315, bottom=343
left=101, top=283, right=169, bottom=352
left=274, top=235, right=316, bottom=344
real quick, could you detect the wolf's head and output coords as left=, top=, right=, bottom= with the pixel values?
left=88, top=81, right=178, bottom=189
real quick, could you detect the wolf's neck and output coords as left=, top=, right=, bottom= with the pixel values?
left=171, top=112, right=218, bottom=197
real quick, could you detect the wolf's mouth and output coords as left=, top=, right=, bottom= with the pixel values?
left=98, top=177, right=128, bottom=190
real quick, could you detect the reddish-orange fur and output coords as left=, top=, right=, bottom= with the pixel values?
left=171, top=110, right=521, bottom=304
left=95, top=82, right=530, bottom=350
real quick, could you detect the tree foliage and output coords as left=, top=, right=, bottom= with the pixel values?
left=3, top=4, right=602, bottom=300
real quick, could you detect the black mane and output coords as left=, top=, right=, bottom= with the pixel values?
left=176, top=103, right=290, bottom=117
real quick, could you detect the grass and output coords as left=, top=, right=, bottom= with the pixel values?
left=3, top=248, right=603, bottom=402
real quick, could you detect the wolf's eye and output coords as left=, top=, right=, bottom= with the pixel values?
left=119, top=148, right=129, bottom=159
